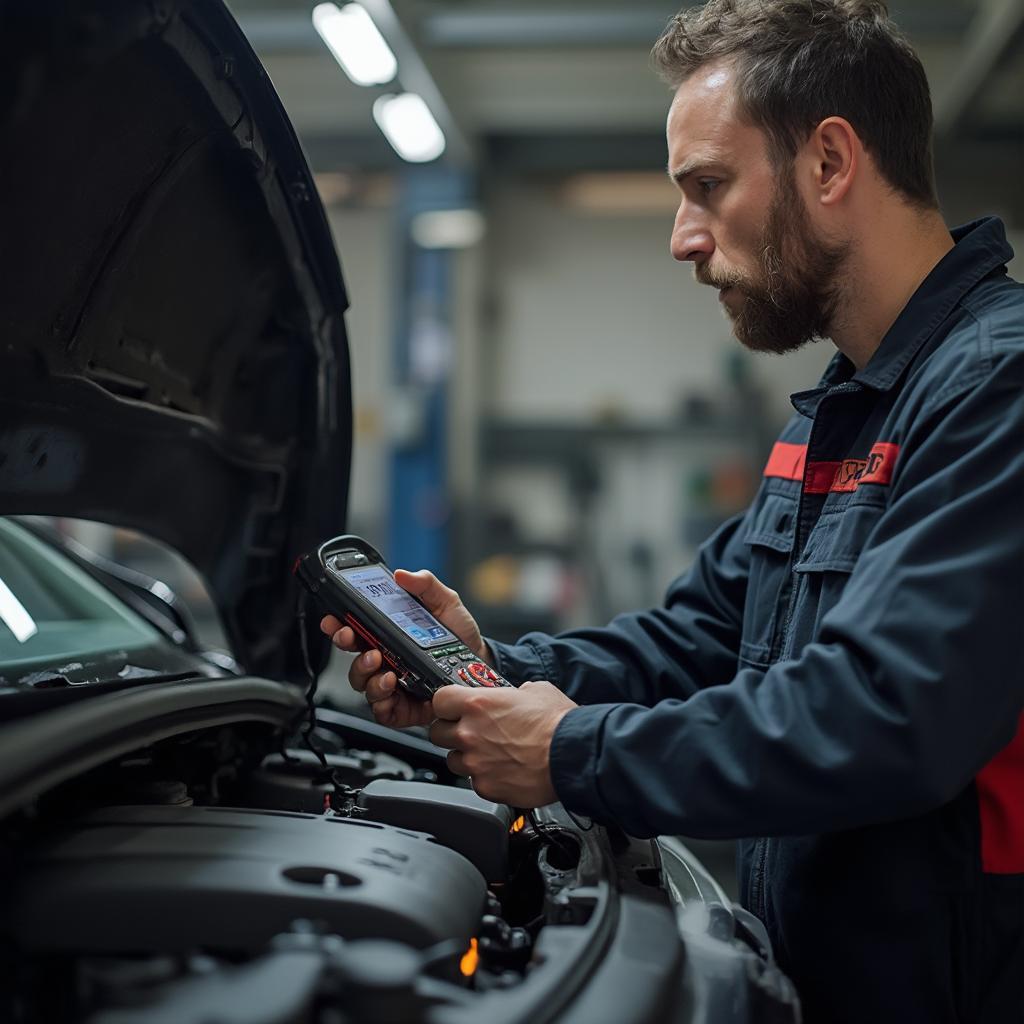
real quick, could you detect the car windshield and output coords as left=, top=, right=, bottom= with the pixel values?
left=0, top=518, right=163, bottom=675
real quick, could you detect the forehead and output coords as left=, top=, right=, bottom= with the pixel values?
left=666, top=63, right=769, bottom=170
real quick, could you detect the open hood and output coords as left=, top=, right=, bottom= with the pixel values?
left=0, top=0, right=352, bottom=680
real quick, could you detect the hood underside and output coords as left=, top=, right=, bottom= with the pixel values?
left=0, top=0, right=353, bottom=679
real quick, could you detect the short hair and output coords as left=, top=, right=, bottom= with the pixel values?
left=652, top=0, right=939, bottom=208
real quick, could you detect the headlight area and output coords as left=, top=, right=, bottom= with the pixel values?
left=0, top=709, right=689, bottom=1024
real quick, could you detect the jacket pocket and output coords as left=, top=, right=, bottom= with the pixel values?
left=786, top=500, right=885, bottom=655
left=740, top=491, right=797, bottom=667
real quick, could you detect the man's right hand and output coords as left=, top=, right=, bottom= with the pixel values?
left=320, top=568, right=491, bottom=729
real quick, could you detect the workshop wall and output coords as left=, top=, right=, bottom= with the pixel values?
left=484, top=177, right=833, bottom=428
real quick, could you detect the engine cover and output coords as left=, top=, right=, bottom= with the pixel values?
left=7, top=805, right=485, bottom=953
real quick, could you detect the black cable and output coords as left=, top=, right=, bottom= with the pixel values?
left=296, top=592, right=361, bottom=812
left=277, top=732, right=301, bottom=765
left=565, top=810, right=594, bottom=832
left=525, top=809, right=579, bottom=862
left=296, top=592, right=326, bottom=763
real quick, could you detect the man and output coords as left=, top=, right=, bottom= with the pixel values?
left=323, top=1, right=1024, bottom=1020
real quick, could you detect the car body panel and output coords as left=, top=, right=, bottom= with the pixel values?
left=0, top=0, right=351, bottom=680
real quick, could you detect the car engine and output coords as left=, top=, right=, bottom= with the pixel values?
left=0, top=708, right=662, bottom=1024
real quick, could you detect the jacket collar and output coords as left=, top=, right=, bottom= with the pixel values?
left=792, top=216, right=1014, bottom=416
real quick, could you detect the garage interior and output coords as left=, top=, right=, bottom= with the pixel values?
left=38, top=0, right=1024, bottom=896
left=219, top=0, right=1024, bottom=694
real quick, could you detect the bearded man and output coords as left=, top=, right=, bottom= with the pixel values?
left=324, top=2, right=1024, bottom=1020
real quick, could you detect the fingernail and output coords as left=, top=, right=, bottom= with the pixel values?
left=381, top=678, right=395, bottom=694
left=361, top=651, right=373, bottom=666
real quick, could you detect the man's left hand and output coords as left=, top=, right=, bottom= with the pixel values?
left=429, top=681, right=578, bottom=807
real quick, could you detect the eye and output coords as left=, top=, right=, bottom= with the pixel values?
left=698, top=178, right=721, bottom=196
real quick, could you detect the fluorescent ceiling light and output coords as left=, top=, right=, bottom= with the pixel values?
left=312, top=2, right=397, bottom=87
left=0, top=576, right=38, bottom=643
left=411, top=209, right=486, bottom=249
left=373, top=93, right=446, bottom=163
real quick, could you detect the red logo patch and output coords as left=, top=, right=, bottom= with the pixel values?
left=764, top=442, right=900, bottom=493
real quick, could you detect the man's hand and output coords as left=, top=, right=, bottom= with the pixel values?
left=320, top=568, right=490, bottom=729
left=429, top=681, right=578, bottom=807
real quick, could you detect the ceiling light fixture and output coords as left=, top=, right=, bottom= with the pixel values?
left=312, top=2, right=397, bottom=87
left=372, top=93, right=446, bottom=163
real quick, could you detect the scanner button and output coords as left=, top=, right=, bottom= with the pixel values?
left=467, top=662, right=499, bottom=687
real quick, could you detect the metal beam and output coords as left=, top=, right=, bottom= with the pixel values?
left=934, top=0, right=1024, bottom=137
left=421, top=9, right=680, bottom=49
left=367, top=0, right=477, bottom=167
left=236, top=5, right=975, bottom=54
left=421, top=3, right=973, bottom=48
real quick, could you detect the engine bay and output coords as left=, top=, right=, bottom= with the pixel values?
left=0, top=703, right=681, bottom=1024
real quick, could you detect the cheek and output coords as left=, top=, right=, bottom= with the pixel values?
left=715, top=217, right=766, bottom=281
left=726, top=207, right=763, bottom=256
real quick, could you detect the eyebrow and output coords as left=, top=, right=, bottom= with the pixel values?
left=668, top=157, right=726, bottom=185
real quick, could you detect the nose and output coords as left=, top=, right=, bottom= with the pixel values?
left=671, top=201, right=715, bottom=264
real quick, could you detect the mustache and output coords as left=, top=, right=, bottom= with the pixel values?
left=693, top=263, right=747, bottom=291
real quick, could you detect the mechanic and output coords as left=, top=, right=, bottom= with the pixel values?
left=323, top=1, right=1024, bottom=1020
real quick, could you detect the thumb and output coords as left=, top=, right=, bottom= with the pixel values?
left=431, top=681, right=471, bottom=720
left=394, top=569, right=463, bottom=616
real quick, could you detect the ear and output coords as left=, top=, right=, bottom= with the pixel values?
left=807, top=116, right=859, bottom=206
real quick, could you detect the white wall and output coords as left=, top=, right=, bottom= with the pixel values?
left=485, top=179, right=832, bottom=429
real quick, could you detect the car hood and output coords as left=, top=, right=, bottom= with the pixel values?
left=0, top=0, right=352, bottom=680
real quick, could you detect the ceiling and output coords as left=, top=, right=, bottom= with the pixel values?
left=225, top=0, right=1024, bottom=223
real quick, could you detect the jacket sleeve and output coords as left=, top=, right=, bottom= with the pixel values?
left=550, top=350, right=1024, bottom=839
left=488, top=510, right=751, bottom=706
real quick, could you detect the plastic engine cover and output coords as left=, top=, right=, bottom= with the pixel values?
left=7, top=806, right=486, bottom=953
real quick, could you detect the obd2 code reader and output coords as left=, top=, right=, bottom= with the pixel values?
left=294, top=534, right=510, bottom=700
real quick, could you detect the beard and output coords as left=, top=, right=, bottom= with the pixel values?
left=695, top=170, right=849, bottom=355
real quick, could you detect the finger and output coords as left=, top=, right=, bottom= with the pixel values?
left=412, top=700, right=437, bottom=728
left=329, top=625, right=361, bottom=652
left=348, top=648, right=383, bottom=692
left=399, top=699, right=436, bottom=730
left=393, top=569, right=463, bottom=617
left=365, top=671, right=397, bottom=704
left=428, top=719, right=460, bottom=749
left=374, top=694, right=428, bottom=730
left=431, top=683, right=472, bottom=720
left=518, top=679, right=556, bottom=692
left=446, top=750, right=470, bottom=777
left=320, top=614, right=344, bottom=636
left=370, top=695, right=399, bottom=726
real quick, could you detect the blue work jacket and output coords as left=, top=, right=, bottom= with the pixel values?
left=491, top=217, right=1024, bottom=1023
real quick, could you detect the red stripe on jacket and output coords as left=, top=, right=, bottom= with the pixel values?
left=977, top=714, right=1024, bottom=873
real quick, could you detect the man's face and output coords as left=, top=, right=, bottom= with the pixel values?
left=667, top=64, right=847, bottom=354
